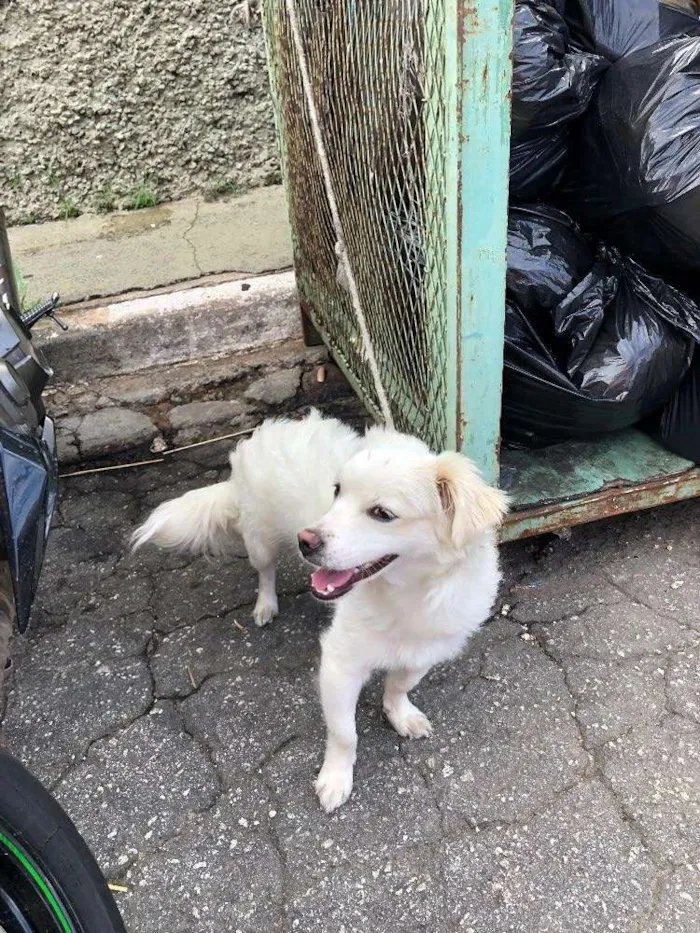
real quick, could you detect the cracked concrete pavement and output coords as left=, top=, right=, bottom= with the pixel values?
left=2, top=444, right=699, bottom=933
left=9, top=186, right=293, bottom=307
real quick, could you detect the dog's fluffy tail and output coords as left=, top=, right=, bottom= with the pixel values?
left=131, top=481, right=240, bottom=556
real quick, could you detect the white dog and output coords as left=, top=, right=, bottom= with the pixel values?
left=132, top=410, right=507, bottom=811
left=132, top=409, right=360, bottom=626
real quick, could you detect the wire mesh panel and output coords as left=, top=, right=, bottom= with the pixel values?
left=263, top=0, right=450, bottom=451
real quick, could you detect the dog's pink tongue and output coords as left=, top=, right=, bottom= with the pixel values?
left=311, top=568, right=354, bottom=591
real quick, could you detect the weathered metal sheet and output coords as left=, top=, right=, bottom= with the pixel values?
left=500, top=429, right=696, bottom=507
left=502, top=467, right=700, bottom=541
left=501, top=429, right=700, bottom=541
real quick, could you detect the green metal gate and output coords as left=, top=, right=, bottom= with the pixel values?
left=263, top=0, right=700, bottom=540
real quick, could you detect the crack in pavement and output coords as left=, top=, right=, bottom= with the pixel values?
left=7, top=466, right=700, bottom=932
left=182, top=200, right=203, bottom=276
left=529, top=619, right=671, bottom=875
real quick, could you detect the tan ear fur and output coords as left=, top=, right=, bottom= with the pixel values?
left=436, top=452, right=509, bottom=549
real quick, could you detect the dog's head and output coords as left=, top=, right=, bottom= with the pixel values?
left=298, top=432, right=508, bottom=601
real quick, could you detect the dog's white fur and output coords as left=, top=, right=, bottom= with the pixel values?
left=132, top=410, right=507, bottom=811
left=132, top=410, right=360, bottom=625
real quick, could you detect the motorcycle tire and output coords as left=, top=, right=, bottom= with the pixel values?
left=0, top=747, right=126, bottom=932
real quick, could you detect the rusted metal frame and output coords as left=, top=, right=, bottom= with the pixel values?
left=501, top=468, right=700, bottom=541
left=446, top=0, right=513, bottom=483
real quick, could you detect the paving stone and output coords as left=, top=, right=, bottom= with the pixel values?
left=666, top=648, right=700, bottom=724
left=32, top=557, right=121, bottom=620
left=14, top=610, right=152, bottom=671
left=601, top=716, right=700, bottom=865
left=42, top=522, right=124, bottom=569
left=443, top=781, right=656, bottom=933
left=534, top=601, right=696, bottom=661
left=56, top=427, right=79, bottom=465
left=403, top=635, right=588, bottom=827
left=120, top=783, right=284, bottom=933
left=244, top=366, right=300, bottom=405
left=133, top=469, right=224, bottom=512
left=59, top=487, right=140, bottom=535
left=563, top=655, right=667, bottom=748
left=263, top=729, right=442, bottom=885
left=605, top=558, right=700, bottom=633
left=168, top=399, right=252, bottom=431
left=509, top=570, right=626, bottom=624
left=77, top=408, right=157, bottom=458
left=149, top=557, right=258, bottom=632
left=54, top=701, right=219, bottom=877
left=151, top=616, right=260, bottom=699
left=533, top=502, right=700, bottom=576
left=151, top=592, right=328, bottom=698
left=65, top=457, right=201, bottom=498
left=81, top=567, right=155, bottom=625
left=286, top=843, right=446, bottom=933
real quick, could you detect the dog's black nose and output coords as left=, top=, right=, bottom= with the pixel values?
left=298, top=528, right=322, bottom=557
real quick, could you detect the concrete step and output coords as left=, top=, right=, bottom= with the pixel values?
left=35, top=271, right=359, bottom=466
left=49, top=339, right=361, bottom=466
left=37, top=271, right=300, bottom=380
left=10, top=191, right=360, bottom=466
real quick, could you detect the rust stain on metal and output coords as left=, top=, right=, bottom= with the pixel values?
left=501, top=468, right=700, bottom=542
left=459, top=3, right=480, bottom=34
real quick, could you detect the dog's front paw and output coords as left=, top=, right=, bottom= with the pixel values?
left=384, top=700, right=433, bottom=739
left=315, top=765, right=353, bottom=813
left=253, top=594, right=278, bottom=627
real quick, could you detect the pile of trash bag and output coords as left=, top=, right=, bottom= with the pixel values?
left=563, top=0, right=700, bottom=60
left=506, top=0, right=700, bottom=461
left=561, top=35, right=700, bottom=287
left=510, top=0, right=606, bottom=199
left=503, top=206, right=700, bottom=446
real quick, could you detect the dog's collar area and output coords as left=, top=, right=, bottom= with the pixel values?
left=310, top=554, right=397, bottom=600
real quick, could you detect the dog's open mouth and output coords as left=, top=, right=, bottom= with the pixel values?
left=310, top=555, right=397, bottom=601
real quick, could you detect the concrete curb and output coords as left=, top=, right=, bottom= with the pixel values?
left=38, top=272, right=361, bottom=466
left=37, top=270, right=301, bottom=380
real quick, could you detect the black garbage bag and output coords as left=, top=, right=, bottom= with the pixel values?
left=510, top=130, right=570, bottom=201
left=653, top=354, right=700, bottom=461
left=503, top=302, right=646, bottom=447
left=502, top=206, right=700, bottom=447
left=510, top=0, right=607, bottom=199
left=507, top=204, right=594, bottom=318
left=561, top=36, right=700, bottom=287
left=557, top=249, right=700, bottom=407
left=563, top=0, right=700, bottom=61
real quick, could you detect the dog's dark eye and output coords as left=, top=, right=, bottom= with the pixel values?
left=368, top=505, right=396, bottom=522
left=333, top=483, right=341, bottom=499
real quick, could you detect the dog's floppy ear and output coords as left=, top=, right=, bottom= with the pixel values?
left=436, top=452, right=508, bottom=548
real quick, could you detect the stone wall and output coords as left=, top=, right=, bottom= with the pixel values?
left=49, top=344, right=363, bottom=466
left=1, top=0, right=279, bottom=224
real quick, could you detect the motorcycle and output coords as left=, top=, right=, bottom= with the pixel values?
left=0, top=209, right=126, bottom=932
